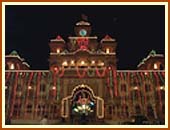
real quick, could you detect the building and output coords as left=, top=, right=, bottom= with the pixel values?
left=137, top=50, right=165, bottom=70
left=5, top=18, right=165, bottom=125
left=5, top=50, right=30, bottom=70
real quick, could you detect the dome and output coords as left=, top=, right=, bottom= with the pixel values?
left=76, top=20, right=91, bottom=26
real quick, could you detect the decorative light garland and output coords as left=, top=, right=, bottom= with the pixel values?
left=6, top=72, right=11, bottom=83
left=149, top=72, right=155, bottom=101
left=134, top=72, right=142, bottom=111
left=76, top=67, right=87, bottom=78
left=57, top=78, right=60, bottom=101
left=35, top=72, right=41, bottom=117
left=153, top=72, right=162, bottom=113
left=95, top=67, right=107, bottom=78
left=140, top=72, right=147, bottom=106
left=10, top=72, right=19, bottom=117
left=108, top=69, right=113, bottom=98
left=24, top=72, right=34, bottom=118
left=158, top=72, right=165, bottom=84
left=113, top=70, right=118, bottom=97
left=7, top=72, right=14, bottom=117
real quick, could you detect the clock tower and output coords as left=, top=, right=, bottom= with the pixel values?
left=74, top=18, right=91, bottom=37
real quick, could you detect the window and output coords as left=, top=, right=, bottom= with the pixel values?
left=133, top=90, right=138, bottom=100
left=106, top=48, right=110, bottom=54
left=13, top=104, right=21, bottom=117
left=109, top=106, right=112, bottom=115
left=147, top=105, right=154, bottom=118
left=56, top=48, right=60, bottom=53
left=10, top=63, right=15, bottom=70
left=49, top=89, right=55, bottom=100
left=40, top=84, right=46, bottom=92
left=135, top=105, right=141, bottom=114
left=16, top=85, right=22, bottom=91
left=121, top=84, right=127, bottom=92
left=28, top=89, right=34, bottom=99
left=145, top=84, right=151, bottom=92
left=154, top=63, right=158, bottom=69
left=27, top=104, right=32, bottom=113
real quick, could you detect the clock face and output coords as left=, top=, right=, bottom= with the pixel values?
left=79, top=29, right=87, bottom=36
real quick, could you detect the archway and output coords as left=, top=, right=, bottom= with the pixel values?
left=61, top=84, right=104, bottom=124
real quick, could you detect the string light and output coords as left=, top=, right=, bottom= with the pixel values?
left=62, top=61, right=68, bottom=66
left=81, top=60, right=85, bottom=65
left=71, top=60, right=75, bottom=65
left=56, top=48, right=60, bottom=53
left=52, top=86, right=56, bottom=90
left=28, top=86, right=32, bottom=90
left=91, top=60, right=95, bottom=64
left=160, top=86, right=164, bottom=90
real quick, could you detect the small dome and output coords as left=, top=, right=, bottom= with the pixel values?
left=10, top=50, right=19, bottom=56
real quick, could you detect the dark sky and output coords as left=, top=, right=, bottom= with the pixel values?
left=5, top=5, right=165, bottom=70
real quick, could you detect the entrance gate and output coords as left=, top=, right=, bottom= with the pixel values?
left=61, top=84, right=104, bottom=123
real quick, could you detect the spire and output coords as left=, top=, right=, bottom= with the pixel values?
left=149, top=50, right=156, bottom=56
left=81, top=14, right=88, bottom=21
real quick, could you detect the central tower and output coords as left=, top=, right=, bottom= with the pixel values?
left=48, top=17, right=117, bottom=70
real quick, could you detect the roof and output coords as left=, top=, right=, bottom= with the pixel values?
left=6, top=50, right=24, bottom=61
left=76, top=20, right=91, bottom=26
left=137, top=50, right=164, bottom=68
left=101, top=35, right=116, bottom=43
left=22, top=62, right=30, bottom=67
left=50, top=35, right=65, bottom=43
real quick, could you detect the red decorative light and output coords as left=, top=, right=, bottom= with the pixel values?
left=56, top=35, right=62, bottom=39
left=76, top=68, right=87, bottom=78
left=77, top=37, right=89, bottom=50
left=54, top=67, right=58, bottom=71
left=105, top=34, right=111, bottom=39
left=96, top=67, right=106, bottom=77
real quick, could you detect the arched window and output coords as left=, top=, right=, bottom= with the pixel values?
left=10, top=63, right=15, bottom=70
left=135, top=105, right=141, bottom=114
left=121, top=84, right=127, bottom=92
left=26, top=104, right=32, bottom=113
left=40, top=84, right=46, bottom=92
left=145, top=84, right=151, bottom=92
left=147, top=105, right=154, bottom=118
left=109, top=106, right=112, bottom=115
left=13, top=104, right=21, bottom=117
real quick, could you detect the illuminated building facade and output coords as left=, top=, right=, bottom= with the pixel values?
left=5, top=18, right=165, bottom=125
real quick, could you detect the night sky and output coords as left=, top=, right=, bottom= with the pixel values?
left=5, top=5, right=165, bottom=70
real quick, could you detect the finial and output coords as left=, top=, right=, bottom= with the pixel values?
left=81, top=14, right=88, bottom=21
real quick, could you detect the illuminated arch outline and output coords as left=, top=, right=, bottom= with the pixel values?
left=61, top=84, right=104, bottom=119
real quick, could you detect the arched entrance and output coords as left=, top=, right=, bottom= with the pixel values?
left=61, top=84, right=104, bottom=124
